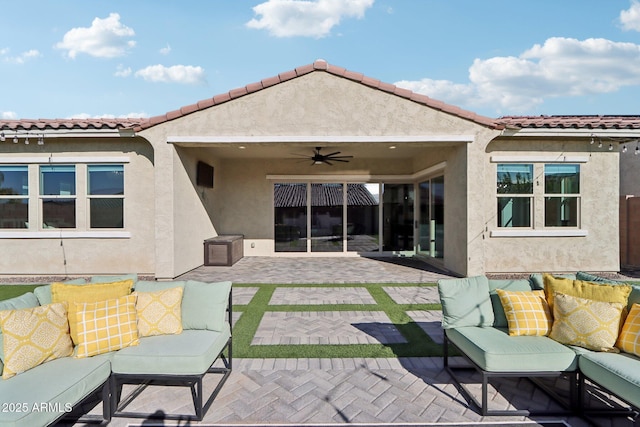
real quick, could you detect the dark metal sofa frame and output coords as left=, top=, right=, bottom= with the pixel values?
left=109, top=289, right=233, bottom=421
left=444, top=333, right=578, bottom=416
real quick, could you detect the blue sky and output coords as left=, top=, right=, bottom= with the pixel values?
left=2, top=0, right=640, bottom=120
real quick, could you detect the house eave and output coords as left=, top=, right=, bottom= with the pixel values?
left=167, top=135, right=476, bottom=145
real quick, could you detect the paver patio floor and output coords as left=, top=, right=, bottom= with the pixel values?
left=63, top=257, right=633, bottom=426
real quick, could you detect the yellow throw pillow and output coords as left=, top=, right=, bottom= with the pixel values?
left=134, top=287, right=183, bottom=337
left=549, top=292, right=624, bottom=352
left=74, top=295, right=139, bottom=358
left=543, top=273, right=632, bottom=312
left=0, top=303, right=73, bottom=379
left=51, top=280, right=133, bottom=344
left=617, top=303, right=640, bottom=356
left=496, top=289, right=553, bottom=336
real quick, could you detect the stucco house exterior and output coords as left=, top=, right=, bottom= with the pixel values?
left=1, top=60, right=638, bottom=280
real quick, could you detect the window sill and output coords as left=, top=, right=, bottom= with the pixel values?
left=490, top=229, right=588, bottom=238
left=0, top=231, right=130, bottom=239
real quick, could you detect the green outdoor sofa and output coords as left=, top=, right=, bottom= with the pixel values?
left=438, top=271, right=640, bottom=420
left=0, top=274, right=232, bottom=427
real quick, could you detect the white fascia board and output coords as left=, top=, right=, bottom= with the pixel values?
left=167, top=135, right=475, bottom=144
left=0, top=156, right=130, bottom=164
left=490, top=155, right=589, bottom=163
left=501, top=128, right=640, bottom=139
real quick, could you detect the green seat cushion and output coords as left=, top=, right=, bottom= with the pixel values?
left=0, top=354, right=111, bottom=427
left=111, top=328, right=231, bottom=375
left=579, top=351, right=640, bottom=408
left=488, top=279, right=533, bottom=328
left=446, top=327, right=578, bottom=372
left=438, top=276, right=494, bottom=329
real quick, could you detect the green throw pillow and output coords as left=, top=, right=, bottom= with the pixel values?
left=437, top=276, right=494, bottom=329
left=182, top=281, right=232, bottom=332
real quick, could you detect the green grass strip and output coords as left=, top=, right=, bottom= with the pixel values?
left=0, top=282, right=445, bottom=359
left=232, top=283, right=444, bottom=358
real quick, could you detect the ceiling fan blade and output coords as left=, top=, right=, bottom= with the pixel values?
left=330, top=158, right=350, bottom=163
left=323, top=159, right=334, bottom=165
left=327, top=155, right=353, bottom=160
left=324, top=151, right=341, bottom=157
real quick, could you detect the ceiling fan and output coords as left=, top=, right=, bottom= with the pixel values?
left=294, top=147, right=354, bottom=165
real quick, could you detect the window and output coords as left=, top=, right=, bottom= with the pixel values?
left=40, top=165, right=76, bottom=228
left=545, top=164, right=580, bottom=227
left=88, top=165, right=124, bottom=228
left=0, top=166, right=28, bottom=229
left=497, top=164, right=533, bottom=227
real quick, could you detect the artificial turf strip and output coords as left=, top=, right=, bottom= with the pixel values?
left=0, top=282, right=445, bottom=359
left=0, top=284, right=42, bottom=301
left=232, top=283, right=443, bottom=359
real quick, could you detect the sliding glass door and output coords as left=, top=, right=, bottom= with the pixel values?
left=274, top=179, right=441, bottom=257
left=382, top=184, right=414, bottom=252
left=418, top=176, right=444, bottom=258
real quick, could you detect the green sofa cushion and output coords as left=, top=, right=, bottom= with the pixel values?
left=446, top=326, right=578, bottom=372
left=488, top=279, right=533, bottom=328
left=182, top=281, right=231, bottom=331
left=438, top=276, right=494, bottom=329
left=0, top=354, right=111, bottom=427
left=134, top=280, right=231, bottom=331
left=579, top=351, right=640, bottom=408
left=110, top=328, right=231, bottom=375
left=90, top=273, right=138, bottom=284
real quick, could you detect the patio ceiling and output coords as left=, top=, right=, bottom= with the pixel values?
left=171, top=140, right=464, bottom=160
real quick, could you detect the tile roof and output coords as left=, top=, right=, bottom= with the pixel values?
left=0, top=118, right=146, bottom=132
left=2, top=62, right=640, bottom=135
left=497, top=115, right=640, bottom=130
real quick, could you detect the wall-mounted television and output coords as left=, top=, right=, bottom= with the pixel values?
left=196, top=161, right=214, bottom=188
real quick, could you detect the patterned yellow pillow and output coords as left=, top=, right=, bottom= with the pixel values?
left=617, top=303, right=640, bottom=356
left=549, top=293, right=624, bottom=352
left=543, top=273, right=631, bottom=312
left=496, top=289, right=553, bottom=336
left=134, top=287, right=183, bottom=337
left=74, top=295, right=139, bottom=358
left=0, top=303, right=73, bottom=379
left=52, top=280, right=133, bottom=344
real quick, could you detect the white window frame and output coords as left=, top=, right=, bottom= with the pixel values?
left=0, top=157, right=130, bottom=238
left=490, top=156, right=588, bottom=238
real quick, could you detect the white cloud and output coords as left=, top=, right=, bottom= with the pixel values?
left=159, top=44, right=171, bottom=55
left=2, top=49, right=41, bottom=64
left=620, top=0, right=640, bottom=31
left=1, top=111, right=17, bottom=120
left=134, top=64, right=206, bottom=85
left=395, top=37, right=640, bottom=114
left=114, top=64, right=132, bottom=77
left=68, top=112, right=149, bottom=119
left=55, top=13, right=136, bottom=59
left=246, top=0, right=374, bottom=38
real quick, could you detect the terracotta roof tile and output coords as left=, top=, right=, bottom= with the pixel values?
left=497, top=115, right=640, bottom=130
